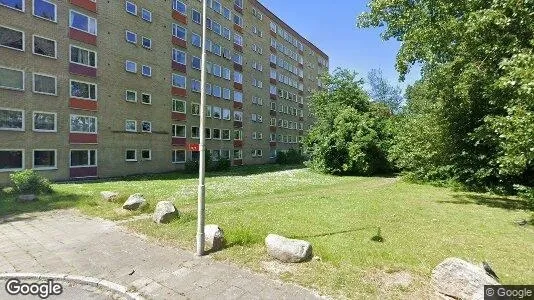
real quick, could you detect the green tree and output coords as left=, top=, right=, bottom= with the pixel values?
left=304, top=69, right=395, bottom=175
left=367, top=68, right=404, bottom=114
left=359, top=0, right=534, bottom=192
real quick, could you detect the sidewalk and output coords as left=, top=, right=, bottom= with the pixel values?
left=0, top=210, right=322, bottom=299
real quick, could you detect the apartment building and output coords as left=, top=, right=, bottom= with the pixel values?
left=0, top=0, right=329, bottom=184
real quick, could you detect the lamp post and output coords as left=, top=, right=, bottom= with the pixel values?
left=196, top=0, right=208, bottom=256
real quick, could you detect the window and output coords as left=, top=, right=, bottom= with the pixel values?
left=191, top=79, right=201, bottom=92
left=223, top=88, right=231, bottom=100
left=125, top=150, right=137, bottom=162
left=141, top=150, right=151, bottom=160
left=1, top=0, right=24, bottom=11
left=191, top=56, right=201, bottom=70
left=70, top=45, right=97, bottom=67
left=0, top=108, right=24, bottom=131
left=70, top=150, right=96, bottom=167
left=222, top=108, right=231, bottom=120
left=33, top=111, right=56, bottom=132
left=172, top=150, right=186, bottom=163
left=0, top=26, right=24, bottom=51
left=172, top=124, right=186, bottom=137
left=191, top=32, right=201, bottom=47
left=33, top=35, right=56, bottom=58
left=222, top=7, right=230, bottom=20
left=234, top=130, right=242, bottom=140
left=172, top=99, right=186, bottom=113
left=222, top=27, right=230, bottom=40
left=33, top=73, right=56, bottom=95
left=213, top=85, right=221, bottom=98
left=256, top=150, right=263, bottom=157
left=212, top=107, right=221, bottom=119
left=233, top=149, right=242, bottom=160
left=172, top=24, right=186, bottom=40
left=0, top=150, right=24, bottom=171
left=33, top=0, right=56, bottom=22
left=212, top=64, right=221, bottom=77
left=233, top=33, right=242, bottom=46
left=172, top=49, right=186, bottom=65
left=213, top=128, right=221, bottom=140
left=125, top=60, right=137, bottom=73
left=141, top=93, right=151, bottom=104
left=233, top=53, right=242, bottom=65
left=125, top=1, right=137, bottom=15
left=234, top=91, right=243, bottom=103
left=70, top=115, right=97, bottom=133
left=142, top=37, right=151, bottom=49
left=125, top=30, right=137, bottom=43
left=233, top=111, right=243, bottom=122
left=125, top=120, right=137, bottom=132
left=33, top=150, right=56, bottom=169
left=141, top=8, right=152, bottom=22
left=233, top=14, right=242, bottom=27
left=125, top=90, right=137, bottom=102
left=234, top=72, right=242, bottom=84
left=222, top=129, right=230, bottom=140
left=192, top=9, right=201, bottom=24
left=222, top=68, right=230, bottom=80
left=172, top=0, right=186, bottom=14
left=0, top=67, right=24, bottom=91
left=172, top=74, right=186, bottom=88
left=70, top=10, right=97, bottom=35
left=141, top=121, right=151, bottom=132
left=191, top=103, right=200, bottom=115
left=191, top=126, right=200, bottom=139
left=141, top=65, right=152, bottom=77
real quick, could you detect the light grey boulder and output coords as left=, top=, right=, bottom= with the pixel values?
left=265, top=234, right=312, bottom=263
left=431, top=257, right=499, bottom=300
left=101, top=191, right=119, bottom=202
left=152, top=201, right=178, bottom=223
left=205, top=224, right=225, bottom=251
left=123, top=193, right=146, bottom=210
left=18, top=194, right=37, bottom=202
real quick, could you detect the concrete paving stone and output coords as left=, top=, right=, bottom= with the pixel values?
left=219, top=285, right=247, bottom=299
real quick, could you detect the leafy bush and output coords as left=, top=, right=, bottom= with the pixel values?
left=212, top=159, right=231, bottom=171
left=10, top=170, right=52, bottom=194
left=184, top=151, right=231, bottom=173
left=276, top=149, right=305, bottom=165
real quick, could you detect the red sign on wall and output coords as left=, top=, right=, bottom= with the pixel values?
left=187, top=144, right=200, bottom=151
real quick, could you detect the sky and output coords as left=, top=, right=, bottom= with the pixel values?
left=259, top=0, right=421, bottom=91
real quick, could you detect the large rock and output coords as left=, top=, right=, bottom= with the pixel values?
left=101, top=191, right=119, bottom=202
left=205, top=224, right=225, bottom=251
left=123, top=194, right=146, bottom=210
left=431, top=258, right=499, bottom=300
left=265, top=234, right=312, bottom=263
left=18, top=194, right=37, bottom=202
left=152, top=201, right=178, bottom=223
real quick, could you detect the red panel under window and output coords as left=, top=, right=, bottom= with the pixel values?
left=299, top=117, right=304, bottom=121
left=70, top=133, right=97, bottom=144
left=299, top=63, right=304, bottom=68
left=270, top=126, right=277, bottom=132
left=233, top=159, right=243, bottom=166
left=299, top=130, right=304, bottom=135
left=70, top=167, right=97, bottom=178
left=233, top=101, right=243, bottom=109
left=70, top=0, right=97, bottom=13
left=171, top=87, right=187, bottom=97
left=172, top=61, right=187, bottom=74
left=69, top=98, right=97, bottom=111
left=270, top=31, right=277, bottom=37
left=270, top=142, right=277, bottom=147
left=69, top=28, right=97, bottom=46
left=270, top=78, right=277, bottom=84
left=69, top=63, right=97, bottom=78
left=233, top=83, right=243, bottom=91
left=299, top=91, right=304, bottom=96
left=233, top=63, right=242, bottom=72
left=270, top=94, right=277, bottom=100
left=234, top=140, right=243, bottom=148
left=172, top=137, right=187, bottom=146
left=270, top=110, right=277, bottom=116
left=299, top=103, right=304, bottom=108
left=234, top=4, right=243, bottom=14
left=234, top=121, right=243, bottom=128
left=172, top=11, right=187, bottom=24
left=270, top=62, right=277, bottom=69
left=172, top=37, right=187, bottom=48
left=299, top=77, right=304, bottom=82
left=270, top=46, right=276, bottom=53
left=233, top=44, right=243, bottom=53
left=171, top=112, right=186, bottom=121
left=233, top=24, right=243, bottom=34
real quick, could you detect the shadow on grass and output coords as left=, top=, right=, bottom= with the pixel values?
left=440, top=194, right=532, bottom=211
left=289, top=227, right=373, bottom=239
left=0, top=190, right=87, bottom=221
left=55, top=164, right=306, bottom=185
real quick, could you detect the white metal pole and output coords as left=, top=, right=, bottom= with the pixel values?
left=196, top=0, right=208, bottom=256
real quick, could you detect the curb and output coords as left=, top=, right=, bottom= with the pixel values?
left=0, top=273, right=145, bottom=300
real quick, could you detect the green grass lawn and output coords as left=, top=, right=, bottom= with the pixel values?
left=1, top=165, right=533, bottom=298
